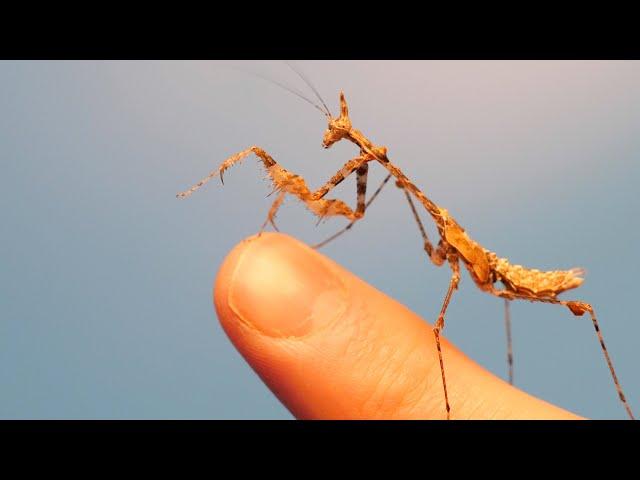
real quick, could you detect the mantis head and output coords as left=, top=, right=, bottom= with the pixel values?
left=322, top=92, right=352, bottom=148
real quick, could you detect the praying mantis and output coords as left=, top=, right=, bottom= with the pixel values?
left=177, top=71, right=634, bottom=420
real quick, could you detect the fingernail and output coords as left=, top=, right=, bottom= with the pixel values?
left=228, top=235, right=348, bottom=337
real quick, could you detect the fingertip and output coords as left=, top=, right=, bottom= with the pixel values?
left=212, top=233, right=582, bottom=420
left=215, top=232, right=348, bottom=338
left=213, top=233, right=255, bottom=337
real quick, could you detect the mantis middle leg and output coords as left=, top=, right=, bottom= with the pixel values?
left=433, top=254, right=461, bottom=420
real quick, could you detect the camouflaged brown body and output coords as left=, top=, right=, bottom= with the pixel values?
left=488, top=253, right=585, bottom=298
left=433, top=209, right=585, bottom=299
left=336, top=112, right=588, bottom=303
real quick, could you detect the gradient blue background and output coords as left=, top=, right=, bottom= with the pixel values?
left=1, top=61, right=639, bottom=419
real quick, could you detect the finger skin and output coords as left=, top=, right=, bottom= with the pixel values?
left=214, top=232, right=582, bottom=420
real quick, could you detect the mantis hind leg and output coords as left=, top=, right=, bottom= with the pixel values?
left=504, top=299, right=514, bottom=385
left=490, top=288, right=634, bottom=419
left=565, top=301, right=634, bottom=420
